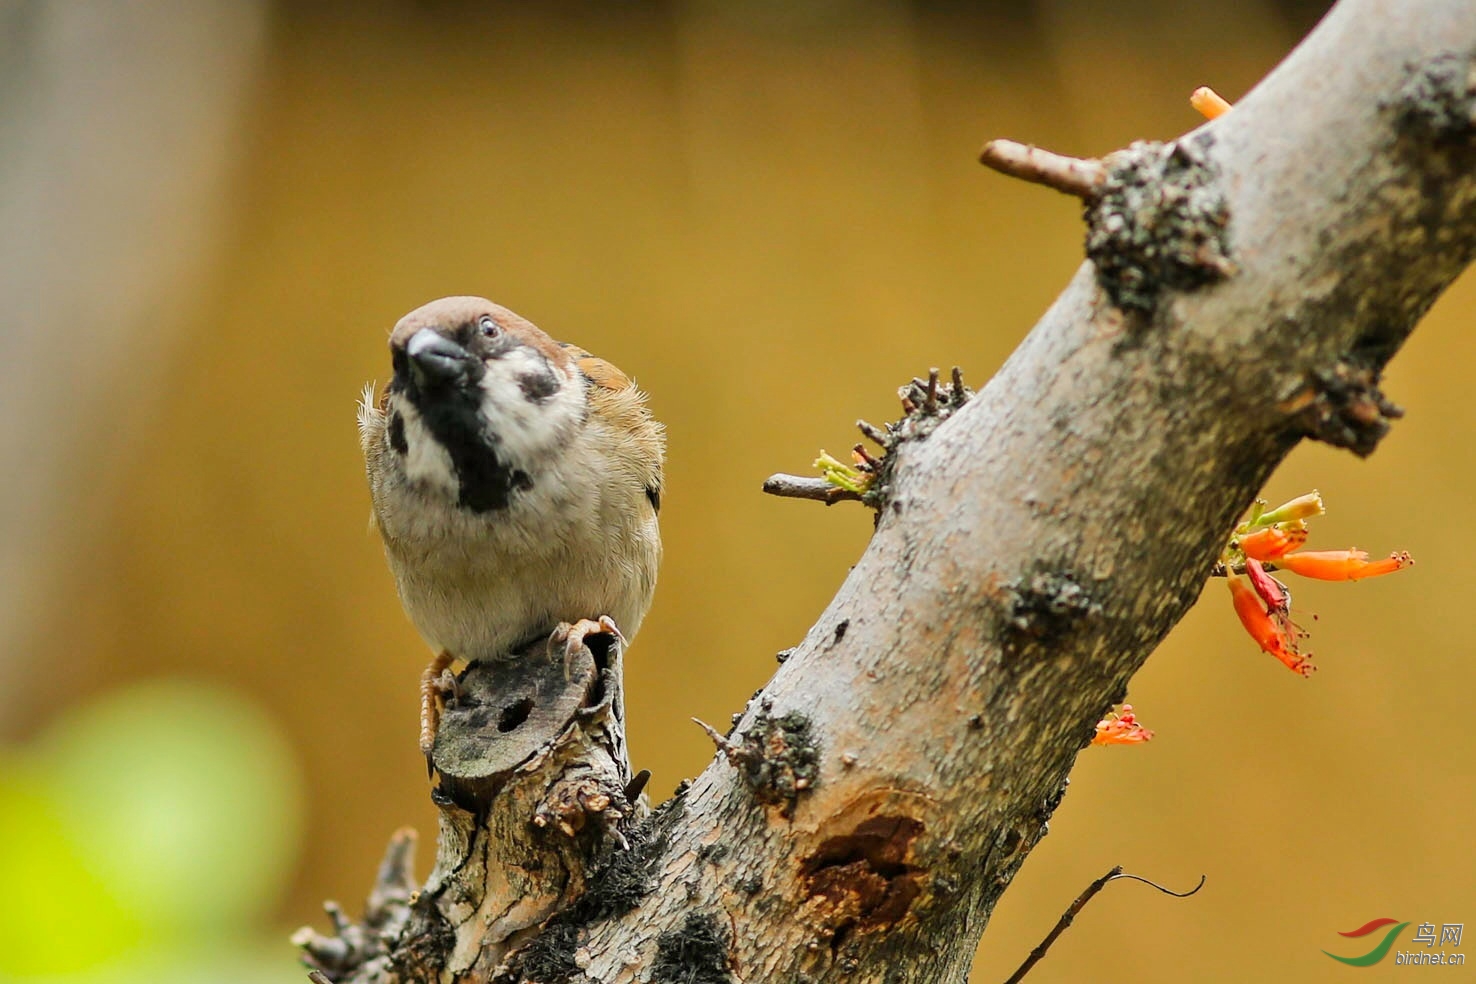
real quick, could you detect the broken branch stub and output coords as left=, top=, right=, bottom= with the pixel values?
left=295, top=626, right=643, bottom=982
left=982, top=136, right=1235, bottom=317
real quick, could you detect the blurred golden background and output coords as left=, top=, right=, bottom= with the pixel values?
left=2, top=2, right=1470, bottom=982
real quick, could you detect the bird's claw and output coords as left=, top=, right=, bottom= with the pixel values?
left=552, top=615, right=625, bottom=658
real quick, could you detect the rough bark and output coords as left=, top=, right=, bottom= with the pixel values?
left=298, top=2, right=1476, bottom=981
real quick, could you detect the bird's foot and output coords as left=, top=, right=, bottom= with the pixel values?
left=551, top=615, right=625, bottom=659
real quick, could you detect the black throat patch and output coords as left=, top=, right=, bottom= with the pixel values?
left=389, top=366, right=533, bottom=513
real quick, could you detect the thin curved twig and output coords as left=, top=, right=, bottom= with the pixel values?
left=1003, top=868, right=1207, bottom=984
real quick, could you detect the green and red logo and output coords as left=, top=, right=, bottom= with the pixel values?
left=1324, top=918, right=1409, bottom=967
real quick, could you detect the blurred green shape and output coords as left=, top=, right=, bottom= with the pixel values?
left=38, top=938, right=307, bottom=984
left=0, top=760, right=143, bottom=975
left=35, top=679, right=304, bottom=940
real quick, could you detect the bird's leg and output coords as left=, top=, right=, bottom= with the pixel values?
left=419, top=650, right=456, bottom=759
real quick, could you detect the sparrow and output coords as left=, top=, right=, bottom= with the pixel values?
left=357, top=296, right=664, bottom=753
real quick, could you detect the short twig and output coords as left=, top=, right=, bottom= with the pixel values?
left=324, top=900, right=352, bottom=935
left=693, top=717, right=743, bottom=763
left=979, top=139, right=1107, bottom=199
left=857, top=419, right=890, bottom=447
left=624, top=768, right=651, bottom=802
left=308, top=973, right=333, bottom=984
left=762, top=474, right=864, bottom=504
left=1003, top=867, right=1206, bottom=984
left=365, top=827, right=417, bottom=924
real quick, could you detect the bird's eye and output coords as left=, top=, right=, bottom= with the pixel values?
left=478, top=315, right=499, bottom=337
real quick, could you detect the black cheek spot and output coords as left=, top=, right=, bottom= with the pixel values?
left=646, top=485, right=661, bottom=513
left=517, top=370, right=560, bottom=404
left=388, top=412, right=408, bottom=454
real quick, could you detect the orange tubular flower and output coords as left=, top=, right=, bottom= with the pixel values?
left=1277, top=549, right=1414, bottom=582
left=1238, top=523, right=1308, bottom=561
left=1222, top=490, right=1409, bottom=678
left=1093, top=704, right=1154, bottom=745
left=1228, top=572, right=1314, bottom=676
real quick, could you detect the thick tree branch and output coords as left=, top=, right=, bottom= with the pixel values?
left=300, top=2, right=1476, bottom=981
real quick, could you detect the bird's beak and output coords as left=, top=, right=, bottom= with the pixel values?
left=406, top=329, right=472, bottom=388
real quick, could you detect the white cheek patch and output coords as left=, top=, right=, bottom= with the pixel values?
left=390, top=396, right=459, bottom=497
left=476, top=347, right=583, bottom=468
